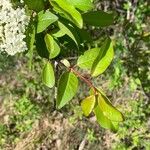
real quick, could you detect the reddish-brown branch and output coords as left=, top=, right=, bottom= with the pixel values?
left=70, top=67, right=97, bottom=94
left=58, top=61, right=98, bottom=95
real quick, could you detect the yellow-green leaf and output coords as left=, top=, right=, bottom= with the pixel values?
left=44, top=34, right=60, bottom=59
left=94, top=105, right=119, bottom=132
left=42, top=62, right=55, bottom=88
left=77, top=48, right=100, bottom=69
left=66, top=0, right=93, bottom=11
left=98, top=94, right=124, bottom=122
left=81, top=95, right=96, bottom=116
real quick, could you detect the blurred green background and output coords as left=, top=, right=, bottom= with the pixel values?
left=0, top=0, right=150, bottom=149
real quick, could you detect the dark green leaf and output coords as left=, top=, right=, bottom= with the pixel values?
left=24, top=0, right=44, bottom=12
left=83, top=11, right=114, bottom=27
left=35, top=33, right=49, bottom=59
left=76, top=29, right=92, bottom=43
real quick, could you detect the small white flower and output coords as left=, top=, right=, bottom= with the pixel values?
left=0, top=0, right=30, bottom=55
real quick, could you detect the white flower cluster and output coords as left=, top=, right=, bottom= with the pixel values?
left=0, top=0, right=30, bottom=55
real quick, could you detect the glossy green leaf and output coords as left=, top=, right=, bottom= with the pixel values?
left=66, top=0, right=93, bottom=11
left=81, top=95, right=96, bottom=116
left=83, top=11, right=114, bottom=27
left=77, top=48, right=100, bottom=69
left=56, top=21, right=79, bottom=45
left=50, top=0, right=83, bottom=28
left=98, top=94, right=124, bottom=122
left=91, top=38, right=114, bottom=77
left=42, top=62, right=55, bottom=88
left=44, top=34, right=60, bottom=59
left=24, top=0, right=44, bottom=12
left=57, top=72, right=78, bottom=109
left=37, top=10, right=58, bottom=33
left=52, top=29, right=66, bottom=38
left=94, top=105, right=119, bottom=132
left=77, top=38, right=114, bottom=76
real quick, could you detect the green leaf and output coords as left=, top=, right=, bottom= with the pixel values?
left=82, top=11, right=114, bottom=27
left=91, top=38, right=114, bottom=77
left=98, top=94, right=124, bottom=122
left=81, top=95, right=96, bottom=116
left=66, top=0, right=93, bottom=11
left=57, top=72, right=78, bottom=109
left=35, top=33, right=49, bottom=59
left=52, top=29, right=66, bottom=38
left=44, top=34, right=60, bottom=59
left=76, top=28, right=92, bottom=43
left=77, top=48, right=100, bottom=69
left=42, top=61, right=55, bottom=88
left=55, top=21, right=79, bottom=45
left=77, top=38, right=114, bottom=76
left=37, top=10, right=58, bottom=33
left=24, top=0, right=44, bottom=12
left=94, top=105, right=119, bottom=132
left=50, top=0, right=83, bottom=28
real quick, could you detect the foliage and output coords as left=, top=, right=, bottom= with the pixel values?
left=19, top=0, right=124, bottom=131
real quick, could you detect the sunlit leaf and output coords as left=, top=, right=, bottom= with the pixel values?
left=44, top=34, right=60, bottom=59
left=81, top=95, right=96, bottom=116
left=66, top=0, right=93, bottom=11
left=77, top=48, right=100, bottom=69
left=42, top=61, right=55, bottom=88
left=50, top=0, right=83, bottom=28
left=57, top=72, right=78, bottom=109
left=98, top=94, right=124, bottom=122
left=94, top=105, right=119, bottom=132
left=91, top=38, right=114, bottom=77
left=37, top=10, right=58, bottom=33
